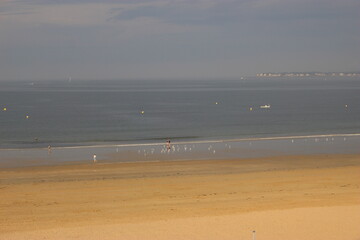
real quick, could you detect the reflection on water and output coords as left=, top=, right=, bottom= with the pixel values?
left=1, top=134, right=360, bottom=168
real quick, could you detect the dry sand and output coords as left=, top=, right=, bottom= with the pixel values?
left=1, top=154, right=360, bottom=239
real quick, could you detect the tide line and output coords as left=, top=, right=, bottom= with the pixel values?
left=1, top=133, right=359, bottom=151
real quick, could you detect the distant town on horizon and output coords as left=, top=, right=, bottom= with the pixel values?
left=256, top=72, right=360, bottom=77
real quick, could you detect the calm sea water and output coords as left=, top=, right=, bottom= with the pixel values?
left=1, top=78, right=360, bottom=149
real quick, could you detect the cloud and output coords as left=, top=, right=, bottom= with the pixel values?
left=0, top=1, right=114, bottom=26
left=256, top=0, right=360, bottom=22
left=1, top=0, right=359, bottom=81
left=109, top=1, right=250, bottom=25
left=108, top=0, right=360, bottom=26
left=2, top=0, right=359, bottom=27
left=0, top=0, right=33, bottom=16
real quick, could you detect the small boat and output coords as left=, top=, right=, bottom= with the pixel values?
left=260, top=104, right=271, bottom=109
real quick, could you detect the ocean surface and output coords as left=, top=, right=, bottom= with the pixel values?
left=1, top=77, right=360, bottom=167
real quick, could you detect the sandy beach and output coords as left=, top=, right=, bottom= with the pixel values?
left=1, top=154, right=360, bottom=239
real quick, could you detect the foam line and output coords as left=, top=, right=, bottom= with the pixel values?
left=1, top=133, right=359, bottom=151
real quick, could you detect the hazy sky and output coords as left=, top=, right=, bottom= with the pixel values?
left=1, top=0, right=359, bottom=81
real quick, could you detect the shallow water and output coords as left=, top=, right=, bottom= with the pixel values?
left=1, top=134, right=360, bottom=168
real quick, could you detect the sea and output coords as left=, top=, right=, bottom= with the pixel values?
left=1, top=77, right=360, bottom=167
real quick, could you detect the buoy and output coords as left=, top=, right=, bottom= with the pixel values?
left=250, top=107, right=253, bottom=111
left=141, top=110, right=145, bottom=114
left=3, top=107, right=6, bottom=111
left=26, top=115, right=29, bottom=119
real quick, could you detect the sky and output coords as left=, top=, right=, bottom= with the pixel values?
left=0, top=0, right=359, bottom=81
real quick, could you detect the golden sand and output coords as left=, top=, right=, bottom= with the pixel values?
left=1, top=154, right=360, bottom=239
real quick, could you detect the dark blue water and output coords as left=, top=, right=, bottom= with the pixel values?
left=1, top=78, right=360, bottom=149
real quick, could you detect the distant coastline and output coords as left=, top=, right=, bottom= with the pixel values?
left=256, top=72, right=360, bottom=77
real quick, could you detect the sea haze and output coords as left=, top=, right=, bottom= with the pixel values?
left=0, top=78, right=360, bottom=149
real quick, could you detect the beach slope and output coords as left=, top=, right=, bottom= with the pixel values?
left=1, top=154, right=360, bottom=239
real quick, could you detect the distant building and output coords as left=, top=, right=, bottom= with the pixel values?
left=256, top=72, right=360, bottom=78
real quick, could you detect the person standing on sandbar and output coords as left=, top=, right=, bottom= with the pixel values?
left=93, top=154, right=97, bottom=163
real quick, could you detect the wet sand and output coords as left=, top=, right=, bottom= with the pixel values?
left=1, top=154, right=360, bottom=239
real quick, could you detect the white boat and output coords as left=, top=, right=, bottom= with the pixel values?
left=260, top=104, right=271, bottom=109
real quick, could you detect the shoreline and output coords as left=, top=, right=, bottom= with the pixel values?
left=1, top=153, right=360, bottom=239
left=2, top=132, right=360, bottom=151
left=2, top=133, right=360, bottom=169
